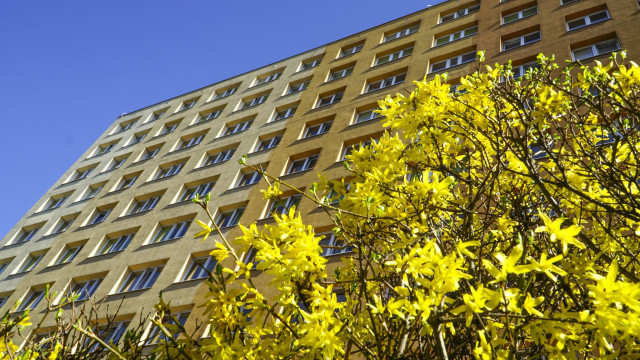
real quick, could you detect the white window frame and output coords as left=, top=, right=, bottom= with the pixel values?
left=343, top=140, right=373, bottom=160
left=176, top=134, right=204, bottom=150
left=316, top=92, right=343, bottom=108
left=299, top=58, right=322, bottom=71
left=304, top=121, right=332, bottom=138
left=56, top=245, right=83, bottom=265
left=236, top=171, right=262, bottom=187
left=53, top=217, right=74, bottom=234
left=319, top=232, right=354, bottom=256
left=255, top=135, right=282, bottom=152
left=222, top=120, right=253, bottom=136
left=272, top=105, right=297, bottom=122
left=355, top=109, right=383, bottom=124
left=90, top=209, right=112, bottom=225
left=202, top=148, right=235, bottom=167
left=17, top=289, right=45, bottom=312
left=82, top=184, right=103, bottom=200
left=145, top=311, right=190, bottom=345
left=329, top=66, right=354, bottom=81
left=217, top=208, right=245, bottom=228
left=117, top=121, right=135, bottom=133
left=502, top=31, right=541, bottom=51
left=253, top=72, right=282, bottom=87
left=440, top=4, right=480, bottom=24
left=154, top=163, right=184, bottom=180
left=212, top=87, right=237, bottom=100
left=152, top=220, right=192, bottom=244
left=0, top=262, right=8, bottom=276
left=95, top=143, right=116, bottom=157
left=182, top=256, right=217, bottom=281
left=116, top=176, right=137, bottom=191
left=375, top=46, right=413, bottom=66
left=118, top=266, right=163, bottom=292
left=129, top=132, right=147, bottom=146
left=160, top=123, right=179, bottom=136
left=70, top=278, right=102, bottom=301
left=266, top=194, right=302, bottom=218
left=179, top=99, right=197, bottom=111
left=287, top=154, right=319, bottom=174
left=339, top=44, right=363, bottom=58
left=45, top=196, right=68, bottom=211
left=128, top=196, right=160, bottom=215
left=15, top=227, right=40, bottom=244
left=365, top=73, right=406, bottom=93
left=107, top=157, right=127, bottom=172
left=434, top=25, right=478, bottom=47
left=430, top=51, right=476, bottom=73
left=240, top=95, right=268, bottom=109
left=382, top=25, right=419, bottom=43
left=197, top=109, right=222, bottom=124
left=98, top=233, right=134, bottom=255
left=572, top=38, right=620, bottom=61
left=511, top=61, right=540, bottom=79
left=88, top=321, right=130, bottom=352
left=180, top=182, right=215, bottom=202
left=149, top=111, right=166, bottom=122
left=287, top=80, right=310, bottom=95
left=561, top=0, right=581, bottom=5
left=502, top=6, right=538, bottom=24
left=19, top=254, right=44, bottom=273
left=566, top=10, right=610, bottom=31
left=140, top=147, right=160, bottom=161
left=72, top=167, right=94, bottom=181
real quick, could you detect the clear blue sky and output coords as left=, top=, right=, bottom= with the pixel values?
left=0, top=1, right=443, bottom=238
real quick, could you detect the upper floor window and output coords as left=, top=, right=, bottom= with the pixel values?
left=44, top=195, right=69, bottom=211
left=217, top=207, right=245, bottom=228
left=175, top=133, right=204, bottom=151
left=430, top=51, right=476, bottom=73
left=55, top=245, right=83, bottom=265
left=561, top=0, right=581, bottom=5
left=365, top=73, right=406, bottom=93
left=382, top=25, right=419, bottom=43
left=17, top=288, right=45, bottom=312
left=14, top=226, right=41, bottom=244
left=148, top=110, right=166, bottom=123
left=70, top=277, right=103, bottom=301
left=180, top=182, right=215, bottom=202
left=118, top=265, right=163, bottom=292
left=566, top=10, right=610, bottom=31
left=287, top=80, right=310, bottom=95
left=339, top=43, right=363, bottom=58
left=202, top=148, right=235, bottom=167
left=196, top=109, right=222, bottom=124
left=272, top=105, right=297, bottom=122
left=572, top=38, right=620, bottom=61
left=81, top=183, right=103, bottom=200
left=152, top=220, right=192, bottom=244
left=222, top=119, right=253, bottom=136
left=106, top=156, right=127, bottom=172
left=503, top=6, right=538, bottom=24
left=503, top=61, right=540, bottom=81
left=375, top=46, right=413, bottom=66
left=239, top=94, right=268, bottom=110
left=19, top=253, right=44, bottom=273
left=128, top=196, right=160, bottom=215
left=159, top=122, right=179, bottom=136
left=116, top=174, right=138, bottom=191
left=93, top=142, right=117, bottom=157
left=116, top=120, right=136, bottom=133
left=253, top=72, right=282, bottom=87
left=287, top=154, right=319, bottom=175
left=0, top=261, right=11, bottom=276
left=178, top=98, right=198, bottom=112
left=319, top=232, right=354, bottom=256
left=355, top=108, right=383, bottom=124
left=98, top=233, right=134, bottom=255
left=140, top=146, right=161, bottom=161
left=434, top=25, right=478, bottom=47
left=316, top=92, right=343, bottom=108
left=52, top=216, right=75, bottom=234
left=343, top=138, right=376, bottom=160
left=128, top=131, right=147, bottom=146
left=304, top=120, right=332, bottom=138
left=71, top=166, right=95, bottom=182
left=154, top=162, right=185, bottom=180
left=502, top=31, right=541, bottom=51
left=212, top=86, right=238, bottom=100
left=266, top=194, right=302, bottom=218
left=329, top=66, right=354, bottom=81
left=440, top=4, right=480, bottom=23
left=299, top=58, right=322, bottom=71
left=182, top=256, right=217, bottom=281
left=255, top=135, right=282, bottom=152
left=145, top=312, right=191, bottom=345
left=236, top=171, right=262, bottom=187
left=89, top=208, right=112, bottom=225
left=87, top=321, right=130, bottom=352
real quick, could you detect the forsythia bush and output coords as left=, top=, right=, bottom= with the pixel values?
left=3, top=53, right=640, bottom=359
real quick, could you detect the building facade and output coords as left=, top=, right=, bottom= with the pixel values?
left=1, top=0, right=639, bottom=346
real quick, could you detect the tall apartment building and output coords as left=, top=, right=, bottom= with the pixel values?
left=1, top=0, right=639, bottom=346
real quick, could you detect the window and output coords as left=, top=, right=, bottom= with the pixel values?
left=44, top=195, right=69, bottom=211
left=255, top=135, right=282, bottom=152
left=196, top=109, right=222, bottom=124
left=375, top=46, right=413, bottom=66
left=88, top=321, right=130, bottom=352
left=14, top=227, right=40, bottom=244
left=180, top=182, right=215, bottom=202
left=239, top=94, right=268, bottom=110
left=343, top=140, right=374, bottom=160
left=254, top=72, right=282, bottom=87
left=116, top=175, right=138, bottom=191
left=287, top=154, right=318, bottom=174
left=366, top=73, right=406, bottom=93
left=154, top=162, right=184, bottom=180
left=90, top=208, right=112, bottom=225
left=107, top=157, right=127, bottom=172
left=19, top=253, right=44, bottom=273
left=434, top=25, right=478, bottom=46
left=129, top=132, right=147, bottom=146
left=236, top=171, right=262, bottom=187
left=571, top=38, right=620, bottom=60
left=567, top=10, right=610, bottom=31
left=272, top=105, right=297, bottom=122
left=118, top=266, right=163, bottom=292
left=0, top=261, right=10, bottom=275
left=217, top=208, right=245, bottom=228
left=202, top=148, right=235, bottom=167
left=561, top=0, right=581, bottom=5
left=355, top=109, right=383, bottom=124
left=502, top=6, right=538, bottom=24
left=329, top=66, right=354, bottom=81
left=159, top=122, right=179, bottom=136
left=128, top=196, right=160, bottom=215
left=152, top=220, right=192, bottom=244
left=71, top=167, right=95, bottom=182
left=430, top=51, right=476, bottom=73
left=213, top=86, right=238, bottom=100
left=319, top=232, right=354, bottom=256
left=99, top=233, right=134, bottom=255
left=145, top=311, right=190, bottom=345
left=222, top=119, right=253, bottom=136
left=287, top=80, right=310, bottom=95
left=17, top=289, right=45, bottom=312
left=382, top=25, right=419, bottom=42
left=116, top=121, right=136, bottom=133
left=339, top=43, right=363, bottom=58
left=70, top=278, right=102, bottom=301
left=56, top=245, right=83, bottom=265
left=148, top=110, right=166, bottom=122
left=323, top=182, right=350, bottom=205
left=509, top=61, right=540, bottom=80
left=140, top=146, right=161, bottom=161
left=175, top=134, right=204, bottom=150
left=316, top=92, right=343, bottom=108
left=266, top=194, right=301, bottom=218
left=440, top=4, right=480, bottom=23
left=182, top=256, right=217, bottom=281
left=178, top=99, right=198, bottom=112
left=299, top=58, right=322, bottom=71
left=52, top=216, right=75, bottom=234
left=502, top=31, right=541, bottom=51
left=82, top=184, right=103, bottom=200
left=94, top=143, right=116, bottom=157
left=304, top=120, right=333, bottom=138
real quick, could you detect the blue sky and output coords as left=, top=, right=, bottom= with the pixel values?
left=0, top=1, right=442, bottom=237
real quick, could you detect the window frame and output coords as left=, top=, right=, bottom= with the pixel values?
left=272, top=105, right=297, bottom=122
left=253, top=72, right=282, bottom=87
left=316, top=92, right=344, bottom=108
left=299, top=58, right=322, bottom=72
left=566, top=10, right=610, bottom=31
left=53, top=217, right=75, bottom=234
left=70, top=278, right=103, bottom=301
left=287, top=154, right=319, bottom=175
left=153, top=162, right=185, bottom=180
left=501, top=31, right=541, bottom=51
left=175, top=134, right=204, bottom=151
left=55, top=245, right=83, bottom=265
left=151, top=220, right=192, bottom=244
left=382, top=25, right=419, bottom=43
left=319, top=232, right=354, bottom=257
left=44, top=195, right=70, bottom=211
left=212, top=86, right=238, bottom=100
left=118, top=266, right=163, bottom=293
left=375, top=46, right=413, bottom=66
left=14, top=227, right=40, bottom=244
left=255, top=135, right=282, bottom=152
left=354, top=109, right=384, bottom=124
left=182, top=256, right=217, bottom=281
left=19, top=253, right=44, bottom=273
left=339, top=44, right=363, bottom=58
left=365, top=73, right=406, bottom=93
left=266, top=194, right=302, bottom=218
left=116, top=175, right=138, bottom=191
left=434, top=25, right=478, bottom=47
left=236, top=171, right=262, bottom=187
left=202, top=148, right=235, bottom=167
left=216, top=207, right=245, bottom=229
left=328, top=66, right=354, bottom=81
left=430, top=51, right=476, bottom=73
left=571, top=38, right=620, bottom=61
left=439, top=4, right=480, bottom=24
left=286, top=80, right=310, bottom=95
left=98, top=233, right=134, bottom=255
left=17, top=289, right=45, bottom=312
left=304, top=121, right=333, bottom=138
left=197, top=109, right=222, bottom=124
left=128, top=196, right=160, bottom=215
left=180, top=182, right=215, bottom=202
left=222, top=119, right=253, bottom=136
left=502, top=6, right=538, bottom=24
left=145, top=311, right=191, bottom=345
left=90, top=208, right=112, bottom=225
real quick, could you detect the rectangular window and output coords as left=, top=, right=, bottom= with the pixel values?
left=503, top=6, right=538, bottom=24
left=14, top=227, right=40, bottom=244
left=175, top=134, right=204, bottom=151
left=217, top=208, right=245, bottom=228
left=287, top=154, right=318, bottom=174
left=202, top=148, right=235, bottom=167
left=287, top=80, right=310, bottom=95
left=94, top=143, right=116, bottom=157
left=0, top=262, right=10, bottom=275
left=272, top=105, right=297, bottom=122
left=430, top=51, right=476, bottom=73
left=339, top=44, right=363, bottom=58
left=196, top=109, right=222, bottom=124
left=212, top=86, right=238, bottom=100
left=375, top=46, right=413, bottom=66
left=567, top=10, right=610, bottom=31
left=19, top=253, right=44, bottom=273
left=502, top=31, right=541, bottom=51
left=180, top=182, right=215, bottom=202
left=118, top=266, right=163, bottom=292
left=44, top=195, right=69, bottom=211
left=304, top=120, right=332, bottom=138
left=255, top=135, right=282, bottom=152
left=128, top=197, right=160, bottom=215
left=382, top=25, right=419, bottom=43
left=182, top=256, right=217, bottom=281
left=434, top=25, right=478, bottom=47
left=129, top=132, right=147, bottom=146
left=148, top=111, right=166, bottom=123
left=572, top=38, right=620, bottom=60
left=266, top=194, right=301, bottom=218
left=299, top=58, right=322, bottom=71
left=239, top=95, right=268, bottom=110
left=107, top=157, right=127, bottom=172
left=319, top=232, right=354, bottom=256
left=222, top=119, right=253, bottom=136
left=159, top=122, right=179, bottom=136
left=88, top=321, right=130, bottom=353
left=366, top=73, right=406, bottom=93
left=561, top=0, right=581, bottom=5
left=316, top=92, right=343, bottom=108
left=140, top=146, right=161, bottom=161
left=17, top=289, right=45, bottom=312
left=90, top=209, right=112, bottom=225
left=117, top=121, right=136, bottom=133
left=355, top=109, right=383, bottom=124
left=56, top=245, right=83, bottom=265
left=440, top=4, right=480, bottom=23
left=254, top=72, right=282, bottom=87
left=145, top=312, right=190, bottom=345
left=53, top=217, right=75, bottom=234
left=70, top=278, right=102, bottom=301
left=152, top=220, right=192, bottom=244
left=99, top=233, right=134, bottom=255
left=178, top=99, right=198, bottom=112
left=154, top=163, right=185, bottom=180
left=116, top=175, right=138, bottom=191
left=236, top=171, right=261, bottom=187
left=71, top=167, right=95, bottom=182
left=82, top=184, right=103, bottom=200
left=329, top=66, right=354, bottom=81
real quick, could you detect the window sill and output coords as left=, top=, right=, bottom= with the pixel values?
left=86, top=151, right=112, bottom=161
left=109, top=288, right=151, bottom=297
left=89, top=249, right=125, bottom=260
left=144, top=236, right=184, bottom=247
left=134, top=157, right=155, bottom=165
left=436, top=11, right=479, bottom=27
left=153, top=131, right=175, bottom=140
left=250, top=146, right=277, bottom=156
left=296, top=66, right=318, bottom=74
left=170, top=144, right=200, bottom=154
left=295, top=132, right=328, bottom=143
left=501, top=39, right=541, bottom=54
left=268, top=115, right=292, bottom=124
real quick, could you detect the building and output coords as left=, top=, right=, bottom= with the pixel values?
left=1, top=0, right=639, bottom=347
